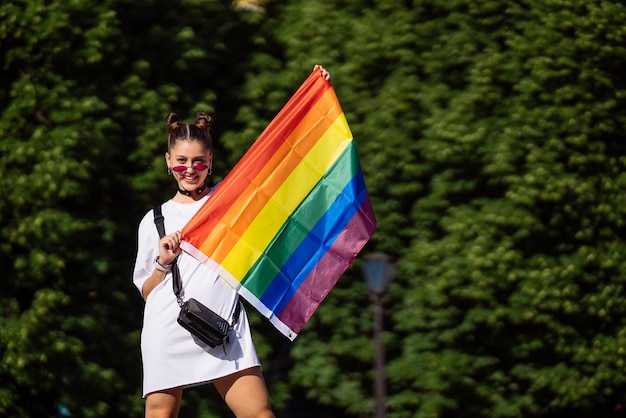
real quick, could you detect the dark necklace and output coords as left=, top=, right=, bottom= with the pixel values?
left=177, top=184, right=207, bottom=197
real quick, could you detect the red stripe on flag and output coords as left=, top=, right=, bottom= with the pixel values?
left=182, top=71, right=333, bottom=251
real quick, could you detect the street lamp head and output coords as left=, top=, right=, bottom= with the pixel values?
left=361, top=252, right=395, bottom=295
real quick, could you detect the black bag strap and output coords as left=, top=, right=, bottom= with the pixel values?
left=153, top=206, right=184, bottom=305
left=153, top=205, right=166, bottom=238
left=152, top=205, right=241, bottom=324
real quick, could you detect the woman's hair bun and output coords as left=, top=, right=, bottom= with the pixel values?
left=195, top=112, right=213, bottom=132
left=164, top=112, right=213, bottom=151
left=165, top=113, right=181, bottom=131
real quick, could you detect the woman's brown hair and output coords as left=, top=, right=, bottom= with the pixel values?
left=165, top=112, right=213, bottom=152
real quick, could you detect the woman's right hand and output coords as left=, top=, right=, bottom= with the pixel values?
left=159, top=231, right=182, bottom=266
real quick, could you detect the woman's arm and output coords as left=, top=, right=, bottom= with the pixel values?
left=141, top=230, right=182, bottom=300
left=141, top=267, right=168, bottom=301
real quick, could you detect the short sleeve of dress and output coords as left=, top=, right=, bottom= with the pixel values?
left=133, top=210, right=160, bottom=298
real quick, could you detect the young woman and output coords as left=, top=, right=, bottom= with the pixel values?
left=133, top=66, right=330, bottom=418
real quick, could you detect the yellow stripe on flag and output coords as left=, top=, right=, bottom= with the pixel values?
left=220, top=113, right=353, bottom=280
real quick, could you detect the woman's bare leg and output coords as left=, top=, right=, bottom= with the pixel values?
left=145, top=387, right=183, bottom=418
left=213, top=367, right=275, bottom=418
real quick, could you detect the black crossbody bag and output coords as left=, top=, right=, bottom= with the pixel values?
left=153, top=206, right=240, bottom=348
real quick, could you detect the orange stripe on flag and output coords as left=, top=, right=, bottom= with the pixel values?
left=195, top=88, right=343, bottom=265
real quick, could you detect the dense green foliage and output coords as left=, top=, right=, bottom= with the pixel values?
left=388, top=3, right=626, bottom=417
left=0, top=0, right=256, bottom=416
left=2, top=0, right=626, bottom=417
left=1, top=2, right=139, bottom=415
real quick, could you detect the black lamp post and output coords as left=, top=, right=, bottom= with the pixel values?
left=361, top=252, right=395, bottom=418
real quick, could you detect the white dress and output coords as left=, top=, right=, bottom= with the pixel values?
left=133, top=191, right=260, bottom=397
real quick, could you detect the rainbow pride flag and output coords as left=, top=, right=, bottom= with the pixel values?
left=180, top=69, right=376, bottom=340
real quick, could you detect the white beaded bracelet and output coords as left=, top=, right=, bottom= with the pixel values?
left=153, top=256, right=172, bottom=273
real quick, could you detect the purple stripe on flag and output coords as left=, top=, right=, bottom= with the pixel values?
left=276, top=194, right=376, bottom=333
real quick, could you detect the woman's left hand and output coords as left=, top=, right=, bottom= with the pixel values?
left=314, top=64, right=331, bottom=81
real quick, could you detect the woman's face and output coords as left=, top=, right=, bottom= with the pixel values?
left=165, top=140, right=212, bottom=193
